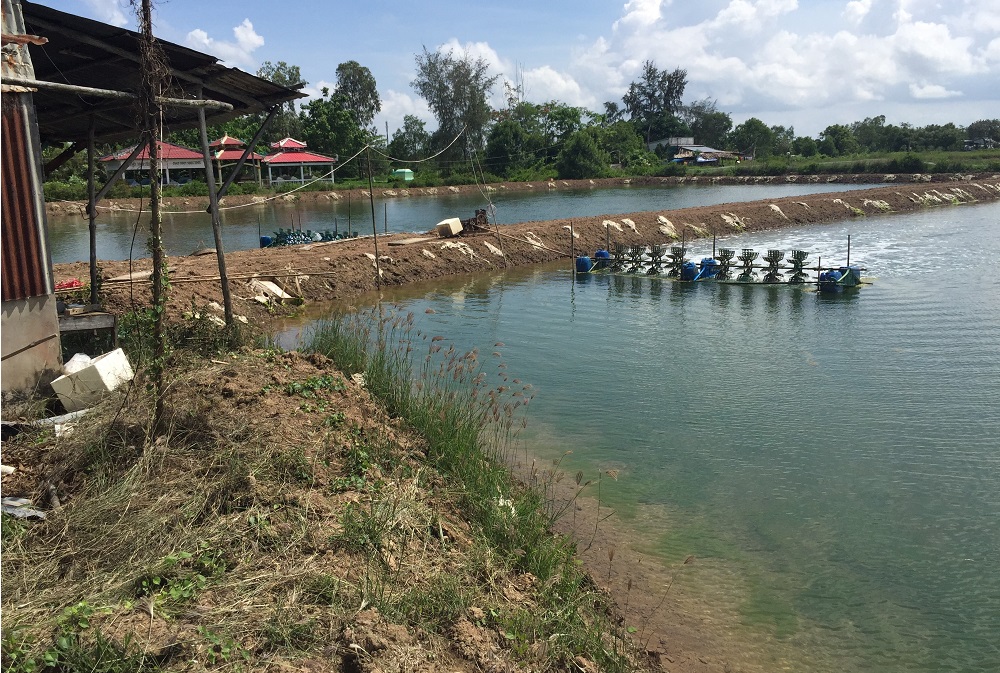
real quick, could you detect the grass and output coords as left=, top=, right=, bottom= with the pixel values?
left=304, top=304, right=642, bottom=670
left=1, top=307, right=648, bottom=671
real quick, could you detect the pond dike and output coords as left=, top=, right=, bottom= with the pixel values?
left=51, top=179, right=1000, bottom=326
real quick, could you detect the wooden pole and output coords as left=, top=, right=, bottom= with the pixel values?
left=136, top=0, right=167, bottom=427
left=215, top=107, right=276, bottom=200
left=197, top=101, right=234, bottom=324
left=367, top=147, right=381, bottom=289
left=570, top=222, right=576, bottom=274
left=847, top=235, right=851, bottom=266
left=87, top=117, right=98, bottom=305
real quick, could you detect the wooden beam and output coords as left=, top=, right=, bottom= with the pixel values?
left=89, top=141, right=144, bottom=211
left=43, top=141, right=82, bottom=176
left=1, top=76, right=233, bottom=110
left=214, top=106, right=276, bottom=200
left=23, top=16, right=265, bottom=110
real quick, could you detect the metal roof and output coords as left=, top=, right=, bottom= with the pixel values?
left=14, top=1, right=305, bottom=145
left=100, top=140, right=203, bottom=162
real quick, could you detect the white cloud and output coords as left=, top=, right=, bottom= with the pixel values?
left=185, top=19, right=264, bottom=69
left=909, top=82, right=961, bottom=99
left=521, top=65, right=590, bottom=107
left=83, top=0, right=127, bottom=27
left=377, top=90, right=433, bottom=135
left=843, top=0, right=872, bottom=25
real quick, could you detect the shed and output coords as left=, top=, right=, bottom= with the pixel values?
left=1, top=0, right=304, bottom=396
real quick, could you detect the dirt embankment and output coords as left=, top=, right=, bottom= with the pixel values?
left=52, top=179, right=1000, bottom=329
left=44, top=172, right=997, bottom=219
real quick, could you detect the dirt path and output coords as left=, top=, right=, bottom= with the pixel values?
left=53, top=179, right=1000, bottom=330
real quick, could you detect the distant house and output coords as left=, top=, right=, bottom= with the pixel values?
left=100, top=140, right=205, bottom=185
left=964, top=138, right=995, bottom=150
left=669, top=144, right=738, bottom=165
left=210, top=134, right=263, bottom=184
left=647, top=136, right=694, bottom=153
left=261, top=138, right=337, bottom=185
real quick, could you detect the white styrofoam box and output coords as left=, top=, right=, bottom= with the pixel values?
left=50, top=348, right=134, bottom=412
left=436, top=218, right=463, bottom=237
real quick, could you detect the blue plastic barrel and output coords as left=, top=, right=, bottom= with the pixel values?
left=595, top=249, right=610, bottom=270
left=818, top=269, right=843, bottom=293
left=680, top=260, right=698, bottom=281
left=260, top=235, right=273, bottom=248
left=839, top=266, right=861, bottom=287
left=697, top=257, right=719, bottom=280
left=575, top=255, right=593, bottom=273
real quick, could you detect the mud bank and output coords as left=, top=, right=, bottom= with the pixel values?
left=52, top=180, right=1000, bottom=328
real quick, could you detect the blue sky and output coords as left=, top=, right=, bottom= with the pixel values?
left=42, top=0, right=1000, bottom=137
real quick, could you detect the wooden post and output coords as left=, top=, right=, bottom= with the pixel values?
left=215, top=107, right=276, bottom=199
left=384, top=202, right=387, bottom=234
left=570, top=222, right=576, bottom=274
left=87, top=118, right=98, bottom=305
left=366, top=147, right=381, bottom=289
left=847, top=235, right=851, bottom=267
left=197, top=102, right=234, bottom=324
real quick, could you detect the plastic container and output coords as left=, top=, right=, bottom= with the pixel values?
left=260, top=235, right=273, bottom=248
left=594, top=249, right=610, bottom=270
left=575, top=255, right=593, bottom=273
left=50, top=348, right=135, bottom=412
left=680, top=260, right=698, bottom=281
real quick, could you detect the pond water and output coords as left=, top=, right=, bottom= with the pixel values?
left=48, top=182, right=877, bottom=264
left=284, top=201, right=1000, bottom=672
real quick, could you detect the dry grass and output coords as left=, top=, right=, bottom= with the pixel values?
left=1, top=342, right=650, bottom=672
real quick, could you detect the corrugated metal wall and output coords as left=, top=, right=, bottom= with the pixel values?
left=2, top=93, right=50, bottom=302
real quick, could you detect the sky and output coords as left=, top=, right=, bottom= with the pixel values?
left=41, top=0, right=1000, bottom=138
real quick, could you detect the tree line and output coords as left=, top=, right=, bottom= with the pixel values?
left=44, top=53, right=1000, bottom=188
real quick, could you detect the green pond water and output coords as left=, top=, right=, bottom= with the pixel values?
left=48, top=182, right=877, bottom=263
left=284, top=201, right=1000, bottom=672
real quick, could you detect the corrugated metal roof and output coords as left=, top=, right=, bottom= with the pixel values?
left=2, top=94, right=50, bottom=302
left=100, top=140, right=203, bottom=161
left=17, top=1, right=305, bottom=144
left=262, top=150, right=337, bottom=165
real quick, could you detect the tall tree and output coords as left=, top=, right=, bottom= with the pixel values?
left=851, top=115, right=888, bottom=153
left=684, top=98, right=732, bottom=148
left=335, top=60, right=381, bottom=130
left=555, top=130, right=610, bottom=179
left=257, top=61, right=306, bottom=142
left=388, top=114, right=431, bottom=161
left=967, top=119, right=1000, bottom=141
left=412, top=47, right=500, bottom=170
left=818, top=124, right=859, bottom=156
left=622, top=60, right=687, bottom=144
left=300, top=87, right=369, bottom=177
left=728, top=118, right=774, bottom=157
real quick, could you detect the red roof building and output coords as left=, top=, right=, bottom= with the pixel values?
left=210, top=135, right=264, bottom=184
left=261, top=137, right=337, bottom=185
left=100, top=140, right=205, bottom=185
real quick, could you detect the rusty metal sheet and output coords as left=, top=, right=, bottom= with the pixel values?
left=2, top=93, right=49, bottom=302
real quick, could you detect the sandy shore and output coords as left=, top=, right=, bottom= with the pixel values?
left=52, top=178, right=1000, bottom=328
